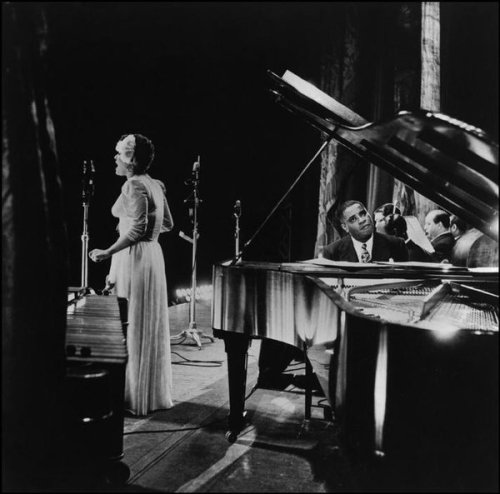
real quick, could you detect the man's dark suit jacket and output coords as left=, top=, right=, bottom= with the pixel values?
left=407, top=239, right=433, bottom=262
left=322, top=232, right=409, bottom=262
left=431, top=232, right=455, bottom=262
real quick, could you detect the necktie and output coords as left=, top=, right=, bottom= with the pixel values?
left=361, top=243, right=370, bottom=263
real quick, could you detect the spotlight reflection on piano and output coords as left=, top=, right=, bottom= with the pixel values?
left=433, top=323, right=460, bottom=341
left=490, top=219, right=499, bottom=239
left=175, top=285, right=213, bottom=303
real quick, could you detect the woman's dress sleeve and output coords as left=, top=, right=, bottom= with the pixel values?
left=122, top=179, right=149, bottom=242
left=157, top=180, right=174, bottom=232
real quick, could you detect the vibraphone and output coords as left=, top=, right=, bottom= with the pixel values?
left=65, top=288, right=129, bottom=483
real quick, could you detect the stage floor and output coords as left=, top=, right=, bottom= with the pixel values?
left=121, top=300, right=341, bottom=492
left=67, top=300, right=496, bottom=492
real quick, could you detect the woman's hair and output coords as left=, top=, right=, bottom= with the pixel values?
left=384, top=214, right=408, bottom=239
left=119, top=133, right=155, bottom=174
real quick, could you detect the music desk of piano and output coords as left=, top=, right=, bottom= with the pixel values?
left=65, top=288, right=129, bottom=482
left=211, top=261, right=498, bottom=468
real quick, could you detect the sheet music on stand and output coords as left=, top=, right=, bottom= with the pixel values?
left=303, top=258, right=384, bottom=269
left=404, top=215, right=435, bottom=254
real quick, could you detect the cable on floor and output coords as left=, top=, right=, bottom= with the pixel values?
left=171, top=350, right=223, bottom=367
left=123, top=415, right=228, bottom=435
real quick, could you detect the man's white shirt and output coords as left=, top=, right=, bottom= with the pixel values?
left=351, top=235, right=373, bottom=262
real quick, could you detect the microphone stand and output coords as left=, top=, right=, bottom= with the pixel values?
left=81, top=160, right=95, bottom=294
left=234, top=200, right=241, bottom=260
left=171, top=156, right=214, bottom=349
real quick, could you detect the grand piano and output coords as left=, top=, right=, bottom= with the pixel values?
left=211, top=71, right=498, bottom=473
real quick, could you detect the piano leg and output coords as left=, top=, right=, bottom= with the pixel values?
left=214, top=329, right=251, bottom=443
left=304, top=344, right=313, bottom=420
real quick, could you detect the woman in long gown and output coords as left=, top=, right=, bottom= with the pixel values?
left=89, top=133, right=174, bottom=416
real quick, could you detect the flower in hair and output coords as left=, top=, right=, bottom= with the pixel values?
left=115, top=134, right=136, bottom=164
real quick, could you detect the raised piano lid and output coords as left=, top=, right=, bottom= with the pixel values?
left=268, top=70, right=499, bottom=242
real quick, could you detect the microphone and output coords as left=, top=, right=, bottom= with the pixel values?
left=192, top=156, right=200, bottom=180
left=82, top=160, right=95, bottom=203
left=184, top=156, right=200, bottom=186
left=234, top=200, right=241, bottom=218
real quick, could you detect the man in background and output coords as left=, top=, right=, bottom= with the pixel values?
left=424, top=209, right=455, bottom=263
left=373, top=202, right=401, bottom=234
left=450, top=215, right=469, bottom=242
left=450, top=214, right=498, bottom=267
left=382, top=214, right=432, bottom=262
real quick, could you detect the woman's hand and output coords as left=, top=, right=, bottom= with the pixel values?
left=102, top=275, right=115, bottom=295
left=89, top=248, right=111, bottom=263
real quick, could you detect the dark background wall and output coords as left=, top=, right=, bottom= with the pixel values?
left=441, top=2, right=498, bottom=136
left=45, top=2, right=334, bottom=299
left=41, top=2, right=498, bottom=301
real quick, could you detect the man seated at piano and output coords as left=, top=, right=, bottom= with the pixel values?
left=258, top=200, right=409, bottom=391
left=424, top=209, right=455, bottom=263
left=322, top=200, right=409, bottom=262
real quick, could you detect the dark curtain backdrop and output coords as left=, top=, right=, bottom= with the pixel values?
left=441, top=2, right=498, bottom=138
left=315, top=4, right=367, bottom=253
left=315, top=2, right=498, bottom=250
left=2, top=2, right=68, bottom=490
left=315, top=3, right=410, bottom=251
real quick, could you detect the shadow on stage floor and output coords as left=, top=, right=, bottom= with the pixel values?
left=39, top=301, right=498, bottom=492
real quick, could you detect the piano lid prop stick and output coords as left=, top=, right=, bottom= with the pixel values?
left=231, top=138, right=332, bottom=265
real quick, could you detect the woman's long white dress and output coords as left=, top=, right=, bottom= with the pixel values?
left=107, top=174, right=174, bottom=416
